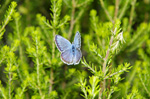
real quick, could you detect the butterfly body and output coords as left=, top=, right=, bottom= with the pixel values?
left=55, top=32, right=82, bottom=65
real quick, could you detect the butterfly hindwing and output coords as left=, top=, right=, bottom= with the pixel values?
left=55, top=35, right=72, bottom=52
left=61, top=48, right=73, bottom=65
left=73, top=31, right=81, bottom=49
left=73, top=48, right=82, bottom=65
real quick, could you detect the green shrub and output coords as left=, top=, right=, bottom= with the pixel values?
left=0, top=0, right=150, bottom=98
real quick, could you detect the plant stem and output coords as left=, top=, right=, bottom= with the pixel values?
left=0, top=87, right=7, bottom=99
left=15, top=16, right=23, bottom=82
left=68, top=0, right=76, bottom=40
left=49, top=0, right=57, bottom=93
left=35, top=33, right=42, bottom=97
left=104, top=69, right=124, bottom=79
left=49, top=29, right=55, bottom=95
left=16, top=63, right=23, bottom=82
left=114, top=0, right=119, bottom=21
left=74, top=8, right=84, bottom=24
left=49, top=68, right=53, bottom=94
left=99, top=0, right=113, bottom=22
left=0, top=55, right=6, bottom=64
left=99, top=0, right=119, bottom=97
left=118, top=0, right=130, bottom=19
left=52, top=29, right=56, bottom=59
left=128, top=0, right=137, bottom=32
left=0, top=0, right=11, bottom=16
left=99, top=36, right=114, bottom=99
left=62, top=65, right=67, bottom=89
left=0, top=3, right=14, bottom=33
left=49, top=22, right=56, bottom=95
left=8, top=70, right=12, bottom=99
left=82, top=60, right=96, bottom=74
left=104, top=0, right=119, bottom=97
left=36, top=56, right=42, bottom=96
left=139, top=74, right=150, bottom=96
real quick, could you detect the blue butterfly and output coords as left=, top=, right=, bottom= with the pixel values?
left=55, top=31, right=82, bottom=65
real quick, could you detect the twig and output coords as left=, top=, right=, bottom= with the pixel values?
left=99, top=0, right=113, bottom=22
left=82, top=61, right=96, bottom=74
left=114, top=0, right=119, bottom=21
left=74, top=8, right=84, bottom=24
left=15, top=15, right=23, bottom=82
left=8, top=72, right=12, bottom=99
left=104, top=69, right=124, bottom=79
left=98, top=0, right=119, bottom=96
left=118, top=0, right=130, bottom=19
left=49, top=69, right=54, bottom=94
left=63, top=0, right=71, bottom=8
left=0, top=3, right=14, bottom=33
left=52, top=29, right=56, bottom=59
left=49, top=28, right=56, bottom=95
left=105, top=0, right=119, bottom=97
left=0, top=0, right=11, bottom=16
left=76, top=0, right=90, bottom=8
left=35, top=35, right=43, bottom=97
left=15, top=63, right=23, bottom=82
left=49, top=0, right=57, bottom=93
left=43, top=20, right=53, bottom=29
left=68, top=0, right=76, bottom=40
left=128, top=0, right=137, bottom=32
left=99, top=36, right=114, bottom=99
left=139, top=74, right=150, bottom=96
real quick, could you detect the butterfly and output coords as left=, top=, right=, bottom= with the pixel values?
left=55, top=31, right=82, bottom=65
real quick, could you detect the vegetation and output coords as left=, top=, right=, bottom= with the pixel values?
left=0, top=0, right=150, bottom=98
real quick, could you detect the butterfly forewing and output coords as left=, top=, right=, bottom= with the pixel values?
left=61, top=49, right=73, bottom=65
left=73, top=31, right=81, bottom=49
left=55, top=35, right=72, bottom=52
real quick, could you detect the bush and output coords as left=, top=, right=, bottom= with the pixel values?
left=0, top=0, right=150, bottom=98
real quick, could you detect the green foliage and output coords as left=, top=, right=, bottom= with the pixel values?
left=76, top=73, right=100, bottom=99
left=0, top=1, right=17, bottom=40
left=0, top=0, right=150, bottom=99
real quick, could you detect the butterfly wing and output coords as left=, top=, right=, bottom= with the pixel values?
left=73, top=31, right=81, bottom=49
left=61, top=48, right=73, bottom=65
left=55, top=35, right=72, bottom=52
left=55, top=32, right=82, bottom=65
left=73, top=32, right=82, bottom=65
left=73, top=49, right=82, bottom=65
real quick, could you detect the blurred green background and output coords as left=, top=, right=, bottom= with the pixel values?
left=0, top=0, right=150, bottom=99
